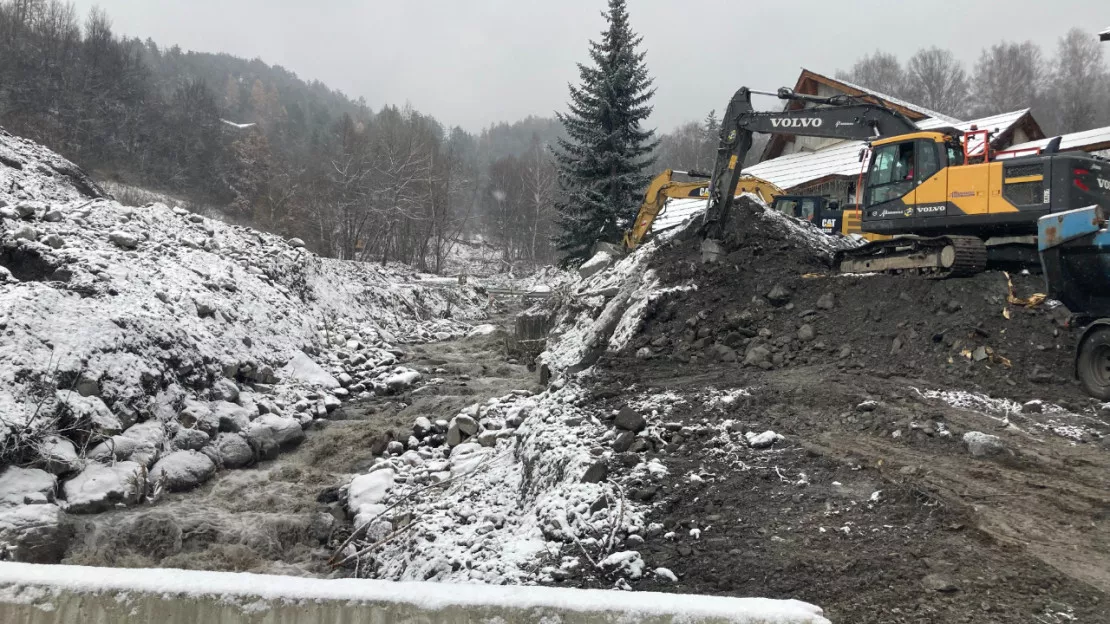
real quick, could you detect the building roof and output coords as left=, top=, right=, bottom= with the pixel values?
left=763, top=69, right=964, bottom=161
left=744, top=110, right=1034, bottom=192
left=999, top=126, right=1110, bottom=158
left=1101, top=27, right=1110, bottom=41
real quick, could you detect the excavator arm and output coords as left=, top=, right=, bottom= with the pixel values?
left=623, top=169, right=785, bottom=251
left=701, top=87, right=919, bottom=239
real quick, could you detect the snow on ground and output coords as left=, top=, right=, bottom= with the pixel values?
left=344, top=381, right=654, bottom=586
left=0, top=128, right=489, bottom=558
left=0, top=561, right=830, bottom=623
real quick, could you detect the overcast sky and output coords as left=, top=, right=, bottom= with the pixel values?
left=70, top=0, right=1107, bottom=132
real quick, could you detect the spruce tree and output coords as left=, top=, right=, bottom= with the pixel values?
left=553, top=0, right=657, bottom=266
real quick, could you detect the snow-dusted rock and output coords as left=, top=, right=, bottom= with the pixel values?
left=56, top=392, right=120, bottom=435
left=0, top=502, right=68, bottom=563
left=41, top=233, right=64, bottom=248
left=35, top=435, right=80, bottom=475
left=252, top=414, right=305, bottom=448
left=178, top=400, right=218, bottom=434
left=11, top=224, right=38, bottom=241
left=211, top=401, right=252, bottom=433
left=108, top=230, right=139, bottom=249
left=287, top=237, right=306, bottom=248
left=215, top=433, right=253, bottom=468
left=385, top=369, right=421, bottom=392
left=0, top=467, right=56, bottom=506
left=467, top=324, right=498, bottom=337
left=15, top=202, right=38, bottom=219
left=211, top=378, right=240, bottom=403
left=172, top=427, right=210, bottom=451
left=746, top=430, right=784, bottom=449
left=63, top=461, right=144, bottom=513
left=413, top=416, right=433, bottom=439
left=150, top=450, right=216, bottom=492
left=281, top=351, right=339, bottom=389
left=963, top=431, right=1006, bottom=458
left=43, top=209, right=63, bottom=222
left=348, top=468, right=395, bottom=526
left=600, top=550, right=645, bottom=580
left=87, top=420, right=165, bottom=467
left=323, top=394, right=342, bottom=412
left=578, top=250, right=615, bottom=280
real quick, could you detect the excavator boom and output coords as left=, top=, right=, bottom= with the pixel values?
left=701, top=87, right=919, bottom=240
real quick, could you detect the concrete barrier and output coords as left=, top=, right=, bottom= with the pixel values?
left=0, top=562, right=830, bottom=624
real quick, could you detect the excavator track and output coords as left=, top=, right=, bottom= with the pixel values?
left=836, top=235, right=987, bottom=278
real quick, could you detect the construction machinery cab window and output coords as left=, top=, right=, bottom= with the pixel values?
left=775, top=197, right=819, bottom=222
left=867, top=140, right=940, bottom=205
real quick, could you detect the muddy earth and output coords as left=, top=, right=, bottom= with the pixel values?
left=542, top=202, right=1110, bottom=623
left=61, top=315, right=540, bottom=576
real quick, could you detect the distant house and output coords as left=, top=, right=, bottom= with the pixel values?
left=1101, top=27, right=1109, bottom=42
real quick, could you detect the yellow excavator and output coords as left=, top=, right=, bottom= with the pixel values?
left=622, top=169, right=785, bottom=251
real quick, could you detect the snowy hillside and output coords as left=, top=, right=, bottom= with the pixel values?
left=0, top=128, right=489, bottom=561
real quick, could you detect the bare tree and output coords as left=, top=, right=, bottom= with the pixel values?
left=1044, top=28, right=1109, bottom=134
left=904, top=47, right=969, bottom=118
left=837, top=51, right=908, bottom=99
left=970, top=41, right=1044, bottom=117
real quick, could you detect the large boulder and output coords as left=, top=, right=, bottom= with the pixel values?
left=0, top=467, right=57, bottom=506
left=211, top=379, right=240, bottom=403
left=150, top=450, right=216, bottom=492
left=178, top=400, right=219, bottom=434
left=63, top=461, right=144, bottom=513
left=172, top=427, right=211, bottom=451
left=87, top=420, right=165, bottom=467
left=254, top=414, right=305, bottom=448
left=578, top=250, right=615, bottom=280
left=215, top=433, right=254, bottom=468
left=210, top=401, right=252, bottom=433
left=0, top=503, right=69, bottom=563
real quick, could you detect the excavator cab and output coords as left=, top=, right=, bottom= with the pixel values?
left=771, top=196, right=842, bottom=235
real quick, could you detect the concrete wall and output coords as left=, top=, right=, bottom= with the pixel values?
left=0, top=562, right=831, bottom=624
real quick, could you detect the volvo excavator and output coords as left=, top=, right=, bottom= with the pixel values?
left=701, top=86, right=1110, bottom=276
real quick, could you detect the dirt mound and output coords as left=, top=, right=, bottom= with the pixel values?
left=632, top=198, right=1083, bottom=404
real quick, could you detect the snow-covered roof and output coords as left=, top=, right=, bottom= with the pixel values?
left=827, top=73, right=963, bottom=125
left=999, top=125, right=1110, bottom=159
left=744, top=109, right=1032, bottom=192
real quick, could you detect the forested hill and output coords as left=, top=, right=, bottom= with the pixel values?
left=0, top=0, right=565, bottom=272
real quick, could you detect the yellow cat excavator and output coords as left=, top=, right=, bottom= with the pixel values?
left=622, top=169, right=784, bottom=251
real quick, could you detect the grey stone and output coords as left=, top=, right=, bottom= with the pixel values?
left=612, top=431, right=637, bottom=453
left=0, top=467, right=57, bottom=505
left=963, top=431, right=1005, bottom=458
left=63, top=461, right=144, bottom=513
left=743, top=345, right=772, bottom=367
left=15, top=203, right=37, bottom=219
left=108, top=230, right=139, bottom=249
left=972, top=346, right=988, bottom=362
left=211, top=401, right=251, bottom=433
left=581, top=461, right=609, bottom=484
left=212, top=379, right=240, bottom=403
left=178, top=400, right=219, bottom=434
left=245, top=423, right=279, bottom=460
left=766, top=284, right=791, bottom=306
left=56, top=392, right=120, bottom=436
left=413, top=416, right=433, bottom=439
left=35, top=436, right=81, bottom=475
left=453, top=414, right=479, bottom=436
left=477, top=430, right=499, bottom=448
left=150, top=451, right=216, bottom=492
left=0, top=502, right=69, bottom=563
left=578, top=250, right=615, bottom=279
left=12, top=224, right=38, bottom=241
left=194, top=299, right=216, bottom=317
left=797, top=324, right=815, bottom=342
left=43, top=209, right=63, bottom=222
left=215, top=433, right=253, bottom=468
left=173, top=427, right=210, bottom=451
left=41, top=233, right=64, bottom=248
left=288, top=237, right=306, bottom=248
left=1022, top=400, right=1044, bottom=414
left=615, top=407, right=646, bottom=432
left=816, top=293, right=835, bottom=310
left=254, top=414, right=305, bottom=448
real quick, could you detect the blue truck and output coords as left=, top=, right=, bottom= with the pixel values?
left=1038, top=206, right=1110, bottom=400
